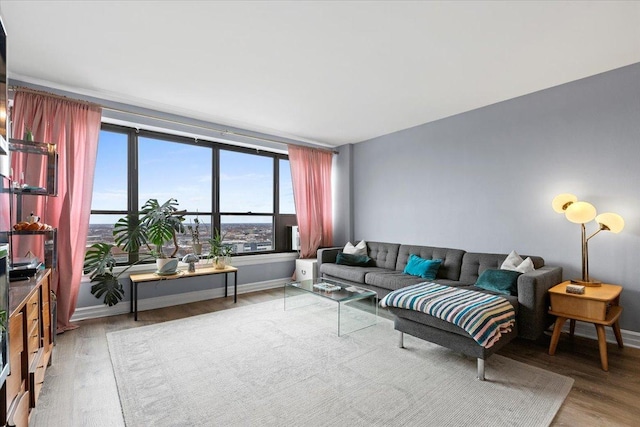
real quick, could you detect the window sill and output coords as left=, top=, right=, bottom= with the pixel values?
left=81, top=251, right=298, bottom=283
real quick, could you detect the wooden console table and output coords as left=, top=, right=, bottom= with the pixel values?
left=548, top=281, right=623, bottom=371
left=129, top=265, right=238, bottom=321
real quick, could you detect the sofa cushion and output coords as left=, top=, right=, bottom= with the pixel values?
left=389, top=306, right=478, bottom=339
left=336, top=252, right=373, bottom=267
left=319, top=263, right=388, bottom=284
left=459, top=252, right=545, bottom=284
left=388, top=290, right=518, bottom=340
left=367, top=242, right=401, bottom=269
left=475, top=269, right=521, bottom=296
left=396, top=245, right=465, bottom=281
left=364, top=271, right=427, bottom=291
left=403, top=254, right=442, bottom=280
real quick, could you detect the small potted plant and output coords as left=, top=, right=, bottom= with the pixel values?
left=187, top=217, right=202, bottom=255
left=208, top=228, right=234, bottom=269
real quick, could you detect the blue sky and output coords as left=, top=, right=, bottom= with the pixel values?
left=90, top=130, right=294, bottom=224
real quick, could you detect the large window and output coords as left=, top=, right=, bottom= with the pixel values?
left=89, top=124, right=296, bottom=264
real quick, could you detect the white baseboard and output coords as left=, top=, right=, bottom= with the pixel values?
left=559, top=321, right=640, bottom=349
left=70, top=277, right=288, bottom=322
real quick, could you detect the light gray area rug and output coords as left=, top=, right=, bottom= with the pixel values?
left=107, top=298, right=573, bottom=427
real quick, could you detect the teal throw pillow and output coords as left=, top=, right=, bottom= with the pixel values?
left=336, top=252, right=373, bottom=267
left=403, top=254, right=442, bottom=280
left=475, top=269, right=522, bottom=296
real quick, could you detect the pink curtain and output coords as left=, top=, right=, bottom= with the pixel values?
left=288, top=145, right=333, bottom=258
left=12, top=88, right=102, bottom=332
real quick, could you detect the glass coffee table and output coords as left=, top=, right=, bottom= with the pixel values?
left=284, top=277, right=378, bottom=336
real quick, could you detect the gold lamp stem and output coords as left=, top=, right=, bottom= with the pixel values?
left=576, top=225, right=604, bottom=286
left=581, top=223, right=588, bottom=282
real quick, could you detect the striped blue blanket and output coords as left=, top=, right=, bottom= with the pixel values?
left=380, top=282, right=515, bottom=348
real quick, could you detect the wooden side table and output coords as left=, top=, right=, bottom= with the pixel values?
left=548, top=281, right=623, bottom=371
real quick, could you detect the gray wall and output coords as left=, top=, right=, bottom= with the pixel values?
left=337, top=63, right=640, bottom=332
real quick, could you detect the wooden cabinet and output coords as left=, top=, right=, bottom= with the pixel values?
left=1, top=269, right=53, bottom=424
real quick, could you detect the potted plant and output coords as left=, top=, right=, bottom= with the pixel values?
left=113, top=198, right=186, bottom=274
left=84, top=198, right=186, bottom=305
left=208, top=228, right=234, bottom=269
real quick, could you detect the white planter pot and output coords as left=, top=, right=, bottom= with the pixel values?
left=156, top=258, right=179, bottom=274
left=213, top=257, right=226, bottom=270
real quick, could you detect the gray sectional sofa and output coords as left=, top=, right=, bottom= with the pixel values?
left=317, top=241, right=563, bottom=379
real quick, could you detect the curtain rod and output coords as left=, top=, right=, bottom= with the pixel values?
left=11, top=86, right=102, bottom=108
left=101, top=105, right=339, bottom=154
left=9, top=85, right=338, bottom=155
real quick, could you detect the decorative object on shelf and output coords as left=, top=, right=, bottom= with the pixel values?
left=182, top=253, right=199, bottom=273
left=552, top=193, right=625, bottom=286
left=187, top=216, right=202, bottom=255
left=27, top=211, right=40, bottom=223
left=24, top=127, right=34, bottom=141
left=84, top=198, right=186, bottom=305
left=208, top=228, right=234, bottom=269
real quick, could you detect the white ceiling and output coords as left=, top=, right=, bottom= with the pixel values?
left=1, top=1, right=639, bottom=147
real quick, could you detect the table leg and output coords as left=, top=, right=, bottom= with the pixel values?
left=130, top=279, right=133, bottom=314
left=234, top=271, right=237, bottom=303
left=548, top=316, right=567, bottom=355
left=595, top=324, right=608, bottom=371
left=134, top=282, right=138, bottom=322
left=569, top=319, right=576, bottom=337
left=612, top=321, right=624, bottom=348
left=224, top=273, right=228, bottom=298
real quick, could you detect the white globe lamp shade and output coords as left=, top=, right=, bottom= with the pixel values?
left=596, top=213, right=625, bottom=233
left=565, top=201, right=597, bottom=224
left=552, top=193, right=578, bottom=213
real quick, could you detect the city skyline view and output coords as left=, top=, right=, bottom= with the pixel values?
left=87, top=221, right=276, bottom=258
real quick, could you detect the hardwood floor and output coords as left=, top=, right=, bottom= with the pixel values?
left=30, top=288, right=639, bottom=426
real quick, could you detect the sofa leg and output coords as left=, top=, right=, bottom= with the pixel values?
left=398, top=332, right=405, bottom=349
left=477, top=359, right=485, bottom=381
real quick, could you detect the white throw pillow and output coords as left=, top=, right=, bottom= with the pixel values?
left=501, top=250, right=535, bottom=273
left=501, top=250, right=524, bottom=271
left=515, top=257, right=535, bottom=274
left=343, top=240, right=367, bottom=256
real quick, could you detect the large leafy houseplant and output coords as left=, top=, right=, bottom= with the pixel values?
left=84, top=198, right=186, bottom=306
left=113, top=198, right=186, bottom=260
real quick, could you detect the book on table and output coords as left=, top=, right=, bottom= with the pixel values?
left=313, top=282, right=341, bottom=292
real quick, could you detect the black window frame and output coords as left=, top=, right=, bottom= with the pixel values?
left=90, top=123, right=297, bottom=265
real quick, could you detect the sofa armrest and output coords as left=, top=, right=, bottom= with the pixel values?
left=317, top=247, right=342, bottom=275
left=516, top=266, right=563, bottom=340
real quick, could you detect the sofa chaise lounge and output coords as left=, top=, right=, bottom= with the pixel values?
left=317, top=241, right=563, bottom=379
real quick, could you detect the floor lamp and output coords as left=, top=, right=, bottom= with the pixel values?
left=552, top=193, right=624, bottom=286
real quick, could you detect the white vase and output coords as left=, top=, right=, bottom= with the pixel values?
left=193, top=243, right=202, bottom=255
left=156, top=258, right=178, bottom=274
